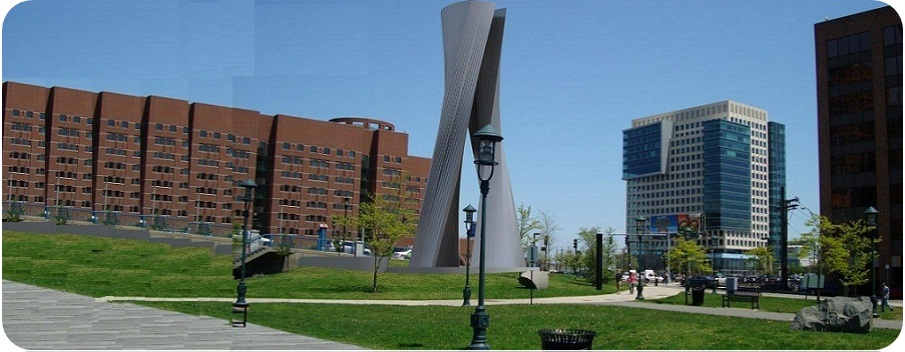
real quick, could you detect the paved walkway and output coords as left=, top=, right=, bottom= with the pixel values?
left=3, top=280, right=901, bottom=350
left=1, top=280, right=364, bottom=350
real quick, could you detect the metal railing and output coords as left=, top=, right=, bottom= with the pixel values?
left=2, top=201, right=234, bottom=238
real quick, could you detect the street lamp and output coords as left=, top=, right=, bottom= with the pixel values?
left=234, top=179, right=257, bottom=315
left=462, top=204, right=477, bottom=306
left=634, top=215, right=646, bottom=300
left=864, top=206, right=879, bottom=318
left=468, top=124, right=502, bottom=350
left=343, top=196, right=350, bottom=255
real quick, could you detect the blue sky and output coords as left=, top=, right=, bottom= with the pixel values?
left=1, top=0, right=896, bottom=251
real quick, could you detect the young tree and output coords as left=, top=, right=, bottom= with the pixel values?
left=538, top=210, right=560, bottom=270
left=575, top=227, right=618, bottom=283
left=517, top=203, right=541, bottom=252
left=744, top=246, right=775, bottom=275
left=807, top=215, right=877, bottom=296
left=333, top=211, right=356, bottom=256
left=665, top=236, right=710, bottom=277
left=358, top=186, right=418, bottom=293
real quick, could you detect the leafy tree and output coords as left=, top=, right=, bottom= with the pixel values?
left=554, top=249, right=581, bottom=275
left=358, top=189, right=417, bottom=293
left=744, top=246, right=775, bottom=275
left=807, top=215, right=877, bottom=296
left=333, top=211, right=356, bottom=256
left=665, top=236, right=710, bottom=277
left=516, top=203, right=541, bottom=252
left=537, top=210, right=560, bottom=270
left=574, top=227, right=618, bottom=283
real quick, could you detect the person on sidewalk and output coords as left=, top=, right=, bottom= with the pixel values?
left=614, top=271, right=622, bottom=294
left=881, top=282, right=894, bottom=312
left=628, top=271, right=637, bottom=294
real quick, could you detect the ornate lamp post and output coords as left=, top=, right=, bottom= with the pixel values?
left=468, top=124, right=502, bottom=350
left=864, top=206, right=879, bottom=318
left=233, top=179, right=257, bottom=314
left=462, top=204, right=477, bottom=306
left=635, top=215, right=646, bottom=300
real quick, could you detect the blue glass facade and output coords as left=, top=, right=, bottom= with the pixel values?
left=768, top=122, right=786, bottom=258
left=623, top=122, right=664, bottom=180
left=702, top=119, right=751, bottom=231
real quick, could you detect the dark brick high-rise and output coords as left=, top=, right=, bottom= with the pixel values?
left=2, top=81, right=430, bottom=237
left=815, top=6, right=902, bottom=298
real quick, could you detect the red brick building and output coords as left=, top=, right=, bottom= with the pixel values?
left=2, top=81, right=430, bottom=237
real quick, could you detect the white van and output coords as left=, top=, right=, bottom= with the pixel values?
left=642, top=270, right=664, bottom=283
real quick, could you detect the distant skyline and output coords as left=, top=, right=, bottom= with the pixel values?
left=1, top=0, right=896, bottom=252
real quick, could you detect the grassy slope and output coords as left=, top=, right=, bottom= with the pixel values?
left=3, top=231, right=901, bottom=350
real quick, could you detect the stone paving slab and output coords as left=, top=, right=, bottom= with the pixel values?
left=1, top=280, right=364, bottom=350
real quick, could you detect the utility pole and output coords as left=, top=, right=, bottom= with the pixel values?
left=779, top=186, right=799, bottom=291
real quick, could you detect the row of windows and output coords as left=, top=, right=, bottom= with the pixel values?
left=827, top=31, right=870, bottom=58
left=10, top=122, right=34, bottom=132
left=198, top=143, right=220, bottom=153
left=150, top=180, right=174, bottom=188
left=59, top=143, right=84, bottom=152
left=154, top=136, right=177, bottom=146
left=884, top=25, right=903, bottom=46
left=280, top=142, right=359, bottom=159
left=382, top=155, right=403, bottom=164
left=9, top=137, right=32, bottom=146
left=9, top=110, right=43, bottom=119
left=198, top=159, right=220, bottom=167
left=309, top=174, right=328, bottom=182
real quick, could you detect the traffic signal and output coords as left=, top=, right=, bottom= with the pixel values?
left=573, top=239, right=578, bottom=251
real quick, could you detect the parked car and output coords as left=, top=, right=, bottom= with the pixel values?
left=327, top=241, right=372, bottom=256
left=393, top=249, right=412, bottom=260
left=688, top=275, right=717, bottom=289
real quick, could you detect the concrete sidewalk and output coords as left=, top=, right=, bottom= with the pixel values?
left=1, top=280, right=364, bottom=350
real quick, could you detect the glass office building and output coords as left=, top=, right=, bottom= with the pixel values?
left=623, top=100, right=785, bottom=274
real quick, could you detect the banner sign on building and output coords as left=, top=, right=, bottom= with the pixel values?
left=648, top=213, right=701, bottom=234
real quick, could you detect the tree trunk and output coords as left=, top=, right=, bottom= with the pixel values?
left=372, top=255, right=380, bottom=293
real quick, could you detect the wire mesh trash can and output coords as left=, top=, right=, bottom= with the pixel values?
left=692, top=287, right=705, bottom=306
left=537, top=329, right=597, bottom=350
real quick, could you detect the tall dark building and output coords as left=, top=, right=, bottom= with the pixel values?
left=815, top=6, right=902, bottom=298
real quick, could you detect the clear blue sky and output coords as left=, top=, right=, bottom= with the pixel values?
left=1, top=0, right=895, bottom=252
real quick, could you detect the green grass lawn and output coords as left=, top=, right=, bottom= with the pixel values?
left=3, top=231, right=901, bottom=350
left=139, top=301, right=901, bottom=350
left=2, top=231, right=607, bottom=299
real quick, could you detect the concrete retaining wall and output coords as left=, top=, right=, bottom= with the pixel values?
left=297, top=256, right=388, bottom=272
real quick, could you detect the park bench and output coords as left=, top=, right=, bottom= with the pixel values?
left=721, top=290, right=760, bottom=309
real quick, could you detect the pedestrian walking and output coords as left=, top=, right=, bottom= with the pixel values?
left=881, top=282, right=894, bottom=312
left=628, top=271, right=637, bottom=294
left=615, top=271, right=622, bottom=294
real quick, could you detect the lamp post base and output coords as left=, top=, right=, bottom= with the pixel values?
left=468, top=309, right=490, bottom=350
left=462, top=286, right=472, bottom=306
left=635, top=282, right=645, bottom=300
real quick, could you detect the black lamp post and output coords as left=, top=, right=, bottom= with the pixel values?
left=468, top=124, right=502, bottom=350
left=234, top=179, right=257, bottom=312
left=864, top=206, right=879, bottom=318
left=635, top=215, right=646, bottom=300
left=343, top=196, right=350, bottom=254
left=462, top=204, right=476, bottom=306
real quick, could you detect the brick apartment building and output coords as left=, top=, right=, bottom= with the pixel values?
left=2, top=81, right=430, bottom=238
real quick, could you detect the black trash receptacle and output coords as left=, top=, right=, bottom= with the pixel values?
left=538, top=329, right=597, bottom=350
left=691, top=287, right=705, bottom=306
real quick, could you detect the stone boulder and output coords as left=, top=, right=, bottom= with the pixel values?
left=790, top=296, right=873, bottom=333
